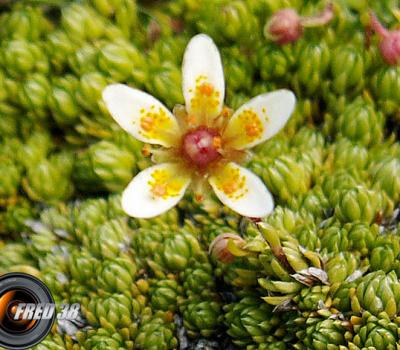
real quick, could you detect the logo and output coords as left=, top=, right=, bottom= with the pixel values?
left=0, top=273, right=71, bottom=350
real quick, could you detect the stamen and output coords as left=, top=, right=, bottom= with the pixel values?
left=142, top=144, right=152, bottom=157
left=195, top=193, right=204, bottom=202
left=213, top=136, right=222, bottom=149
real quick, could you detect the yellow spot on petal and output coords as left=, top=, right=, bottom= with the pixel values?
left=245, top=121, right=262, bottom=138
left=141, top=116, right=154, bottom=132
left=148, top=168, right=186, bottom=200
left=224, top=109, right=265, bottom=148
left=199, top=83, right=214, bottom=97
left=213, top=165, right=248, bottom=200
left=189, top=75, right=221, bottom=118
left=152, top=184, right=167, bottom=197
left=241, top=110, right=264, bottom=140
left=138, top=107, right=175, bottom=141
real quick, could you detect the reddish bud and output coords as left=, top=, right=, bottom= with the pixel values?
left=264, top=9, right=302, bottom=45
left=264, top=4, right=334, bottom=45
left=209, top=233, right=245, bottom=264
left=370, top=12, right=400, bottom=66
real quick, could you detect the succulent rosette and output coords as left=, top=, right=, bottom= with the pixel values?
left=103, top=34, right=296, bottom=218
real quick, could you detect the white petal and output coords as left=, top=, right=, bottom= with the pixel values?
left=223, top=90, right=296, bottom=150
left=103, top=84, right=181, bottom=147
left=122, top=163, right=191, bottom=218
left=209, top=163, right=274, bottom=218
left=182, top=34, right=225, bottom=122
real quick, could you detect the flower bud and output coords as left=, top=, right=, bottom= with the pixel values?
left=264, top=4, right=334, bottom=45
left=264, top=9, right=302, bottom=45
left=370, top=12, right=400, bottom=65
left=209, top=233, right=245, bottom=263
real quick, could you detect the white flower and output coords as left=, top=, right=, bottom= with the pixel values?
left=102, top=34, right=296, bottom=218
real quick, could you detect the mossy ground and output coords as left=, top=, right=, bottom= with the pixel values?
left=1, top=0, right=400, bottom=349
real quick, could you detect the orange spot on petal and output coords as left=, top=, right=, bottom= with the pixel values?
left=222, top=182, right=239, bottom=195
left=152, top=184, right=167, bottom=197
left=148, top=168, right=186, bottom=200
left=141, top=116, right=154, bottom=132
left=245, top=122, right=263, bottom=137
left=199, top=83, right=214, bottom=97
left=214, top=166, right=248, bottom=200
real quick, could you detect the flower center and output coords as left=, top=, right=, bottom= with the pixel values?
left=182, top=127, right=221, bottom=169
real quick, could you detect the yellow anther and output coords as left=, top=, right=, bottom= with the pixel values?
left=195, top=193, right=204, bottom=202
left=213, top=136, right=222, bottom=149
left=141, top=144, right=152, bottom=157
